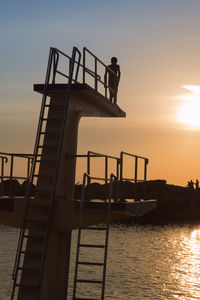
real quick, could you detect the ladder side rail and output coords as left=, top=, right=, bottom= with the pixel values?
left=73, top=174, right=114, bottom=300
left=74, top=50, right=81, bottom=83
left=0, top=156, right=7, bottom=196
left=101, top=173, right=116, bottom=300
left=39, top=46, right=81, bottom=280
left=52, top=47, right=82, bottom=84
left=29, top=47, right=55, bottom=181
left=52, top=50, right=59, bottom=84
left=144, top=158, right=148, bottom=181
left=11, top=47, right=55, bottom=297
left=72, top=172, right=89, bottom=300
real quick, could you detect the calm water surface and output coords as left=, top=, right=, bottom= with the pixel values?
left=1, top=223, right=200, bottom=299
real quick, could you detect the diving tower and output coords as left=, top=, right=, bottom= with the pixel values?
left=0, top=47, right=156, bottom=300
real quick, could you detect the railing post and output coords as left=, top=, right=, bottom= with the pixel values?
left=9, top=155, right=14, bottom=195
left=27, top=158, right=31, bottom=181
left=95, top=58, right=98, bottom=92
left=105, top=157, right=108, bottom=184
left=120, top=152, right=123, bottom=181
left=52, top=49, right=59, bottom=84
left=116, top=159, right=120, bottom=181
left=83, top=47, right=86, bottom=84
left=1, top=158, right=4, bottom=183
left=135, top=157, right=138, bottom=182
left=87, top=151, right=91, bottom=185
left=144, top=159, right=148, bottom=181
left=104, top=66, right=107, bottom=98
left=1, top=158, right=4, bottom=196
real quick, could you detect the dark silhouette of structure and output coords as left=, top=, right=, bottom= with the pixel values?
left=196, top=179, right=199, bottom=190
left=104, top=57, right=121, bottom=104
left=0, top=47, right=156, bottom=300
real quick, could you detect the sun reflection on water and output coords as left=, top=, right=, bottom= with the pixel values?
left=170, top=228, right=200, bottom=299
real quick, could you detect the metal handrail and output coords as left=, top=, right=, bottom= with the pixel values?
left=52, top=47, right=81, bottom=85
left=83, top=47, right=119, bottom=98
left=0, top=153, right=32, bottom=197
left=120, top=151, right=148, bottom=182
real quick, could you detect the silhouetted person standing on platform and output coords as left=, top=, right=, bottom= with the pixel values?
left=104, top=57, right=121, bottom=104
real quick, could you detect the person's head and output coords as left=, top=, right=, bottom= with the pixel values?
left=111, top=57, right=118, bottom=64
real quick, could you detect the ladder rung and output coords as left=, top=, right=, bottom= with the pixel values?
left=44, top=104, right=64, bottom=107
left=76, top=279, right=102, bottom=284
left=38, top=145, right=58, bottom=149
left=40, top=131, right=60, bottom=135
left=78, top=261, right=104, bottom=266
left=16, top=283, right=40, bottom=288
left=21, top=250, right=42, bottom=256
left=36, top=189, right=52, bottom=195
left=79, top=244, right=105, bottom=248
left=42, top=117, right=62, bottom=121
left=18, top=266, right=39, bottom=272
left=27, top=217, right=47, bottom=224
left=33, top=173, right=54, bottom=177
left=28, top=201, right=49, bottom=207
left=81, top=226, right=107, bottom=231
left=24, top=234, right=45, bottom=239
left=36, top=159, right=56, bottom=163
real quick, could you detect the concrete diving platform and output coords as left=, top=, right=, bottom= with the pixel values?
left=34, top=83, right=126, bottom=118
left=0, top=197, right=156, bottom=229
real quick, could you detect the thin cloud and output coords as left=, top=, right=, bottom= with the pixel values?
left=182, top=85, right=200, bottom=94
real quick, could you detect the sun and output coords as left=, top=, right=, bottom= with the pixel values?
left=177, top=85, right=200, bottom=129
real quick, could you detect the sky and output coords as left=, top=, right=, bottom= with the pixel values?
left=1, top=0, right=200, bottom=186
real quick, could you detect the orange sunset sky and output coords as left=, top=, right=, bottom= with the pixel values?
left=1, top=0, right=200, bottom=186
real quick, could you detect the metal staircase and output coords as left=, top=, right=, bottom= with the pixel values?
left=11, top=47, right=81, bottom=300
left=72, top=173, right=116, bottom=300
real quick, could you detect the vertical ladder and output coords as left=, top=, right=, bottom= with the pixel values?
left=73, top=173, right=116, bottom=300
left=11, top=47, right=81, bottom=300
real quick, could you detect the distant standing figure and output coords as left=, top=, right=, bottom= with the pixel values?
left=104, top=57, right=121, bottom=104
left=187, top=180, right=194, bottom=190
left=195, top=179, right=199, bottom=190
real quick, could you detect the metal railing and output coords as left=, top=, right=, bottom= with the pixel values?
left=50, top=47, right=119, bottom=102
left=0, top=150, right=148, bottom=197
left=0, top=152, right=33, bottom=196
left=75, top=150, right=148, bottom=185
left=51, top=47, right=81, bottom=85
left=76, top=151, right=120, bottom=185
left=120, top=151, right=148, bottom=182
left=83, top=47, right=118, bottom=99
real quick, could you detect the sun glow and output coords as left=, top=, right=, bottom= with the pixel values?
left=178, top=85, right=200, bottom=129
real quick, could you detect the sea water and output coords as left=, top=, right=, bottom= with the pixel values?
left=1, top=223, right=200, bottom=300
